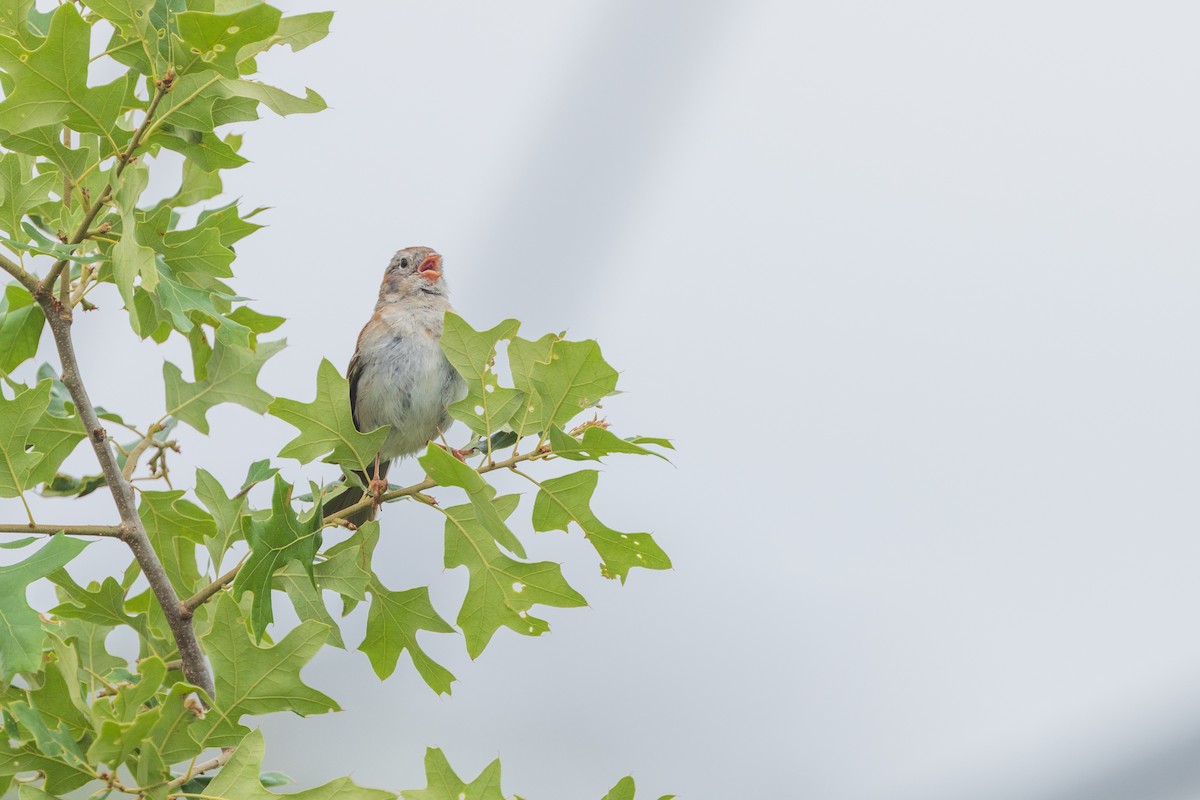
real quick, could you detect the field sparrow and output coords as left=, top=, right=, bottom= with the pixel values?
left=325, top=246, right=466, bottom=525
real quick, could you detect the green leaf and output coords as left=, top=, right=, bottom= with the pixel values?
left=139, top=490, right=216, bottom=595
left=359, top=580, right=455, bottom=693
left=313, top=519, right=378, bottom=605
left=401, top=748, right=504, bottom=800
left=531, top=470, right=671, bottom=582
left=193, top=593, right=339, bottom=748
left=530, top=338, right=619, bottom=430
left=176, top=5, right=281, bottom=78
left=441, top=496, right=586, bottom=658
left=240, top=457, right=279, bottom=490
left=89, top=0, right=165, bottom=78
left=0, top=152, right=54, bottom=239
left=0, top=284, right=44, bottom=374
left=227, top=305, right=284, bottom=335
left=270, top=358, right=390, bottom=471
left=151, top=127, right=250, bottom=172
left=0, top=379, right=51, bottom=497
left=419, top=444, right=525, bottom=558
left=205, top=729, right=395, bottom=800
left=0, top=536, right=36, bottom=549
left=0, top=5, right=125, bottom=136
left=111, top=162, right=159, bottom=327
left=547, top=425, right=670, bottom=462
left=196, top=467, right=247, bottom=569
left=240, top=10, right=332, bottom=60
left=601, top=777, right=635, bottom=800
left=507, top=333, right=555, bottom=436
left=233, top=475, right=323, bottom=640
left=441, top=314, right=525, bottom=437
left=164, top=337, right=285, bottom=434
left=275, top=559, right=343, bottom=648
left=0, top=723, right=92, bottom=794
left=86, top=656, right=167, bottom=766
left=145, top=680, right=207, bottom=766
left=217, top=77, right=326, bottom=116
left=171, top=156, right=224, bottom=207
left=0, top=534, right=89, bottom=681
left=49, top=571, right=148, bottom=637
left=46, top=618, right=126, bottom=698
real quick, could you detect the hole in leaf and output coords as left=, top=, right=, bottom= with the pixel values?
left=512, top=582, right=525, bottom=593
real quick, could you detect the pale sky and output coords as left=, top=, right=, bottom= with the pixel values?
left=10, top=1, right=1200, bottom=797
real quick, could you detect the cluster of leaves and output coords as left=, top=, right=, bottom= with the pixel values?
left=0, top=1, right=673, bottom=797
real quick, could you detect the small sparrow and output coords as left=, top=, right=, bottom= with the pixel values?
left=324, top=246, right=467, bottom=526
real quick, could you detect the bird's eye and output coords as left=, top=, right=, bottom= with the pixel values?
left=399, top=258, right=409, bottom=269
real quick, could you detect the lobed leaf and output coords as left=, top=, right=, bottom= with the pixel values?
left=441, top=313, right=524, bottom=437
left=441, top=495, right=586, bottom=658
left=359, top=580, right=456, bottom=693
left=205, top=729, right=395, bottom=800
left=531, top=470, right=671, bottom=582
left=193, top=594, right=339, bottom=748
left=233, top=475, right=323, bottom=640
left=164, top=337, right=285, bottom=434
left=0, top=534, right=89, bottom=681
left=270, top=358, right=390, bottom=472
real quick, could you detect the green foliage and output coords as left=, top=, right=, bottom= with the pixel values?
left=269, top=357, right=390, bottom=472
left=0, top=534, right=88, bottom=680
left=0, top=2, right=673, bottom=797
left=400, top=749, right=671, bottom=800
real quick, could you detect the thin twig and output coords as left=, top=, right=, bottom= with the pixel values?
left=0, top=251, right=39, bottom=293
left=39, top=72, right=175, bottom=297
left=181, top=447, right=553, bottom=611
left=121, top=422, right=163, bottom=481
left=0, top=523, right=123, bottom=537
left=165, top=747, right=236, bottom=790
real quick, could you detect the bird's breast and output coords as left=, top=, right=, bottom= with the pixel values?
left=353, top=308, right=465, bottom=459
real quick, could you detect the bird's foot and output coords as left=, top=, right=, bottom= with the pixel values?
left=368, top=477, right=388, bottom=507
left=435, top=443, right=470, bottom=462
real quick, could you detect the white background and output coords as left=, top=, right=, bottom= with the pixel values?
left=9, top=1, right=1200, bottom=798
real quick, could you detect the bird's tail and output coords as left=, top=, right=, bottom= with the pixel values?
left=322, top=459, right=391, bottom=528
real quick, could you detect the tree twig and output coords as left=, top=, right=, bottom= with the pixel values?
left=38, top=72, right=175, bottom=299
left=121, top=422, right=163, bottom=481
left=181, top=447, right=552, bottom=611
left=165, top=747, right=236, bottom=790
left=0, top=523, right=123, bottom=537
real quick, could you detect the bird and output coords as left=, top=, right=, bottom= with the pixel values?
left=323, top=246, right=467, bottom=527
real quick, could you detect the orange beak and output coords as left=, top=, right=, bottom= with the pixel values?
left=418, top=253, right=442, bottom=281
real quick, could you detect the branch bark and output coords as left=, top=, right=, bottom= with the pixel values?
left=39, top=306, right=215, bottom=700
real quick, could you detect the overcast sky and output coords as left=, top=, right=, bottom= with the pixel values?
left=10, top=1, right=1200, bottom=798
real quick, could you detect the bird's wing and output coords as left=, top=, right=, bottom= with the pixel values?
left=347, top=349, right=363, bottom=431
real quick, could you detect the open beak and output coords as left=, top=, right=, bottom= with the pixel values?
left=418, top=253, right=442, bottom=281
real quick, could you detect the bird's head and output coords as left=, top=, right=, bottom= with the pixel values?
left=377, top=246, right=448, bottom=302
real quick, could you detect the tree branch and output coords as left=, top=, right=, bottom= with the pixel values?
left=0, top=523, right=123, bottom=537
left=38, top=71, right=175, bottom=298
left=181, top=447, right=552, bottom=612
left=37, top=301, right=215, bottom=702
left=0, top=250, right=39, bottom=294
